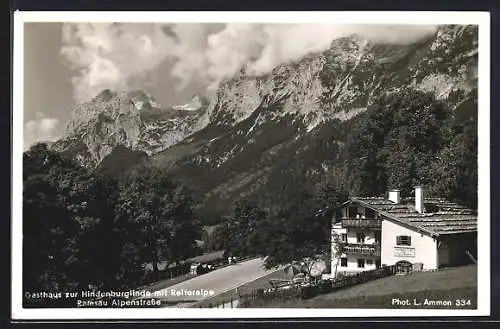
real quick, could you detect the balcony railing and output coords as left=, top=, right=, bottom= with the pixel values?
left=341, top=219, right=382, bottom=229
left=343, top=243, right=381, bottom=257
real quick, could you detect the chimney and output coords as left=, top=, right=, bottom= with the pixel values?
left=415, top=186, right=425, bottom=213
left=388, top=189, right=401, bottom=204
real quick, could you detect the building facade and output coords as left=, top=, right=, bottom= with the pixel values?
left=331, top=186, right=477, bottom=277
left=331, top=205, right=382, bottom=277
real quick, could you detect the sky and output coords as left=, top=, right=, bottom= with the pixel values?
left=23, top=22, right=439, bottom=149
left=23, top=23, right=202, bottom=149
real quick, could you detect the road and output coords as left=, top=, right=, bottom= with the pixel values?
left=145, top=257, right=277, bottom=305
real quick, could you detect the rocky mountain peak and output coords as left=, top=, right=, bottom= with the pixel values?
left=52, top=89, right=207, bottom=168
left=64, top=89, right=159, bottom=136
left=126, top=90, right=162, bottom=111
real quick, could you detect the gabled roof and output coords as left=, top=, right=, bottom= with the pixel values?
left=341, top=197, right=477, bottom=238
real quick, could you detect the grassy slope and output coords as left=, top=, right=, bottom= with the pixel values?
left=241, top=265, right=477, bottom=308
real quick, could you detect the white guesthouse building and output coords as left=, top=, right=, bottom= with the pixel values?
left=331, top=186, right=477, bottom=277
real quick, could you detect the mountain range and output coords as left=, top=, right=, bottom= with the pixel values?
left=50, top=24, right=478, bottom=223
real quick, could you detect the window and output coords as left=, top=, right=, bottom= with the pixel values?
left=376, top=260, right=381, bottom=268
left=357, top=259, right=365, bottom=268
left=341, top=233, right=347, bottom=242
left=340, top=257, right=348, bottom=267
left=356, top=232, right=365, bottom=243
left=366, top=259, right=373, bottom=265
left=396, top=235, right=412, bottom=246
left=348, top=206, right=357, bottom=218
left=375, top=232, right=381, bottom=243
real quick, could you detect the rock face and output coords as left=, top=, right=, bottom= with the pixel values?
left=196, top=25, right=477, bottom=132
left=52, top=90, right=207, bottom=168
left=151, top=24, right=478, bottom=219
left=53, top=25, right=478, bottom=219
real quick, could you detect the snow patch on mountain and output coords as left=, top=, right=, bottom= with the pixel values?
left=332, top=107, right=368, bottom=121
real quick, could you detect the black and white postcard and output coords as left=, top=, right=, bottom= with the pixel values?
left=12, top=11, right=491, bottom=319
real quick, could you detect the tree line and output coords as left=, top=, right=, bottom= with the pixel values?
left=23, top=144, right=201, bottom=304
left=205, top=182, right=348, bottom=270
left=344, top=88, right=477, bottom=209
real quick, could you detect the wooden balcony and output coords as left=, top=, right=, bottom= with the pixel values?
left=341, top=218, right=382, bottom=229
left=344, top=243, right=381, bottom=257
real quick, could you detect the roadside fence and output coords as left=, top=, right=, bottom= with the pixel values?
left=238, top=265, right=396, bottom=307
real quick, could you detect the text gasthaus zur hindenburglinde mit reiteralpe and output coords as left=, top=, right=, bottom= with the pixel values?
left=25, top=288, right=217, bottom=307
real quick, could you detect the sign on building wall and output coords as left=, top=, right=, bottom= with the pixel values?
left=394, top=247, right=416, bottom=257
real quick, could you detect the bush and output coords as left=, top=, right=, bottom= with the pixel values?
left=317, top=280, right=333, bottom=294
left=300, top=285, right=319, bottom=299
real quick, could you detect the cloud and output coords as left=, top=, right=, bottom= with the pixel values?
left=61, top=23, right=438, bottom=102
left=61, top=23, right=175, bottom=102
left=24, top=112, right=60, bottom=150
